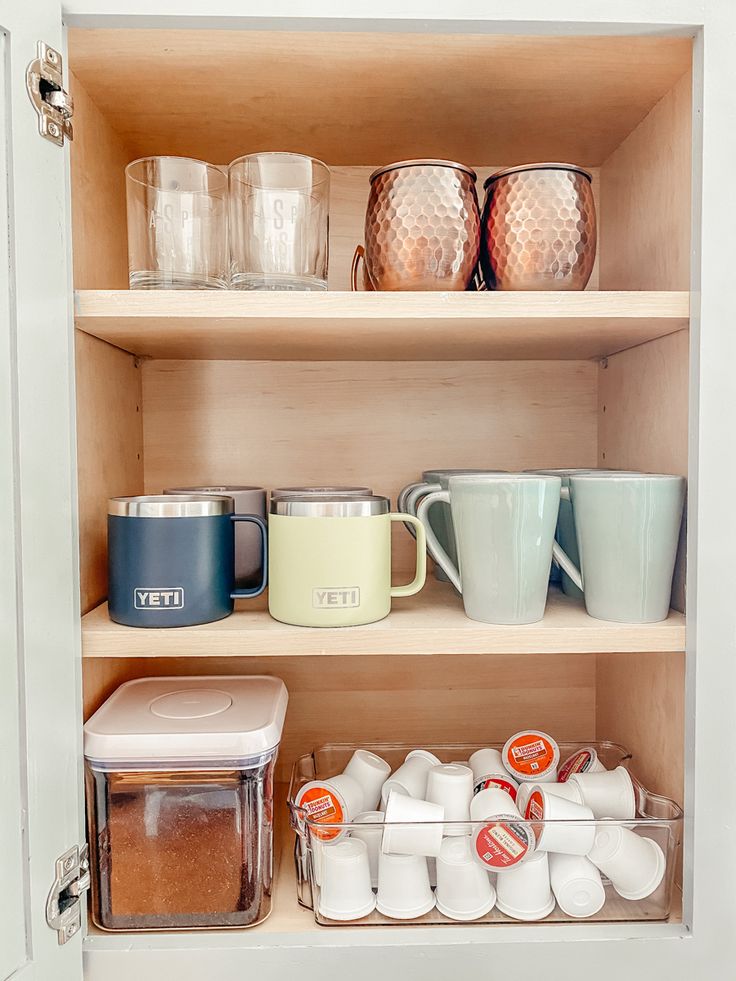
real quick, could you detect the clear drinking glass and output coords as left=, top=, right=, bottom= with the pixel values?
left=228, top=152, right=330, bottom=291
left=125, top=156, right=228, bottom=289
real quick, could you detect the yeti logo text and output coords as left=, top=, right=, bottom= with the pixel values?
left=134, top=588, right=184, bottom=610
left=312, top=587, right=360, bottom=609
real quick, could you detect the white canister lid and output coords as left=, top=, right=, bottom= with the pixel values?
left=84, top=675, right=288, bottom=766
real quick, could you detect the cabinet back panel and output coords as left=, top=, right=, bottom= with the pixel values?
left=141, top=359, right=598, bottom=572
left=83, top=654, right=596, bottom=782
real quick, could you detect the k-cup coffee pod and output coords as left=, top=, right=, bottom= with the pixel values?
left=435, top=835, right=497, bottom=921
left=426, top=763, right=474, bottom=836
left=502, top=730, right=560, bottom=783
left=568, top=765, right=636, bottom=820
left=558, top=746, right=607, bottom=781
left=518, top=778, right=581, bottom=817
left=469, top=747, right=519, bottom=799
left=380, top=748, right=441, bottom=805
left=295, top=773, right=365, bottom=842
left=587, top=826, right=666, bottom=901
left=344, top=750, right=392, bottom=811
left=318, top=838, right=377, bottom=921
left=377, top=852, right=436, bottom=920
left=470, top=788, right=535, bottom=872
left=351, top=811, right=384, bottom=888
left=382, top=789, right=445, bottom=858
left=495, top=849, right=555, bottom=921
left=525, top=787, right=596, bottom=856
left=549, top=853, right=606, bottom=918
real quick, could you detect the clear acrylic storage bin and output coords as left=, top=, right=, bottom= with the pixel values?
left=288, top=743, right=682, bottom=927
left=84, top=675, right=288, bottom=931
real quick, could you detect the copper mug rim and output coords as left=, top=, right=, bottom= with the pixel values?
left=370, top=158, right=477, bottom=183
left=483, top=162, right=593, bottom=190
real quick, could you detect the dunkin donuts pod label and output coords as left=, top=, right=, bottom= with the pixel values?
left=505, top=732, right=557, bottom=779
left=558, top=748, right=597, bottom=782
left=473, top=815, right=533, bottom=870
left=297, top=784, right=345, bottom=842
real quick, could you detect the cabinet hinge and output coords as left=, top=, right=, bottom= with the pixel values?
left=45, top=843, right=90, bottom=945
left=26, top=42, right=74, bottom=146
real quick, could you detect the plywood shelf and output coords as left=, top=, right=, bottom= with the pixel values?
left=83, top=785, right=685, bottom=964
left=74, top=290, right=689, bottom=362
left=81, top=579, right=685, bottom=658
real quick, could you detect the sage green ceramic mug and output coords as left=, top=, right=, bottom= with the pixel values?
left=417, top=474, right=575, bottom=625
left=399, top=469, right=505, bottom=582
left=564, top=472, right=686, bottom=623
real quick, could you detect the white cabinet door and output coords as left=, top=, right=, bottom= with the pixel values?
left=0, top=1, right=84, bottom=979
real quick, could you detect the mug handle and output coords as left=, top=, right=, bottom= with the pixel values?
left=230, top=514, right=268, bottom=599
left=397, top=480, right=426, bottom=514
left=416, top=491, right=461, bottom=592
left=405, top=481, right=441, bottom=518
left=389, top=513, right=427, bottom=598
left=554, top=488, right=583, bottom=591
left=351, top=245, right=374, bottom=292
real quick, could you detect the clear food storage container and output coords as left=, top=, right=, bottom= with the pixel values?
left=84, top=675, right=288, bottom=931
left=288, top=743, right=682, bottom=927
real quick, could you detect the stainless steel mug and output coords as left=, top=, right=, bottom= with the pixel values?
left=268, top=494, right=426, bottom=627
left=108, top=495, right=267, bottom=627
left=164, top=485, right=267, bottom=590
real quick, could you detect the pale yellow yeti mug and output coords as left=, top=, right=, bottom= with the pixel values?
left=268, top=494, right=427, bottom=627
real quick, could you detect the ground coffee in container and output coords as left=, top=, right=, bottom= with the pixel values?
left=84, top=675, right=288, bottom=930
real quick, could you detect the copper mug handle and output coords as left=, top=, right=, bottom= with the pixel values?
left=350, top=244, right=374, bottom=292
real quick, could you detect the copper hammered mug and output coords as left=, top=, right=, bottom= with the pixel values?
left=479, top=163, right=597, bottom=291
left=351, top=159, right=481, bottom=291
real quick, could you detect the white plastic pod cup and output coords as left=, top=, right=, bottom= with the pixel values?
left=343, top=750, right=392, bottom=811
left=469, top=788, right=535, bottom=873
left=435, top=836, right=497, bottom=921
left=426, top=763, right=474, bottom=835
left=351, top=811, right=384, bottom=888
left=568, top=766, right=636, bottom=820
left=558, top=746, right=607, bottom=781
left=495, top=849, right=555, bottom=921
left=549, top=853, right=606, bottom=918
left=519, top=780, right=583, bottom=813
left=295, top=772, right=365, bottom=842
left=376, top=852, right=436, bottom=920
left=525, top=786, right=597, bottom=856
left=318, top=838, right=377, bottom=921
left=587, top=825, right=666, bottom=901
left=380, top=749, right=441, bottom=805
left=381, top=789, right=445, bottom=858
left=502, top=730, right=560, bottom=784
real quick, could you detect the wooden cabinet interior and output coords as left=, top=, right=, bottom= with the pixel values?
left=68, top=29, right=692, bottom=922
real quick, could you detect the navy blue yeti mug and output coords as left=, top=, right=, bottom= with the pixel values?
left=107, top=495, right=267, bottom=627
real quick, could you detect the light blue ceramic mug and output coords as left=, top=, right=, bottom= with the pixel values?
left=526, top=468, right=602, bottom=599
left=417, top=474, right=577, bottom=625
left=564, top=472, right=686, bottom=623
left=399, top=469, right=505, bottom=582
left=419, top=472, right=686, bottom=625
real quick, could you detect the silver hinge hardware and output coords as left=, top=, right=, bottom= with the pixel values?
left=45, top=844, right=90, bottom=945
left=26, top=42, right=74, bottom=146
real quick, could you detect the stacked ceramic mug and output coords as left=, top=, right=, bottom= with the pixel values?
left=293, top=733, right=668, bottom=923
left=401, top=469, right=686, bottom=625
